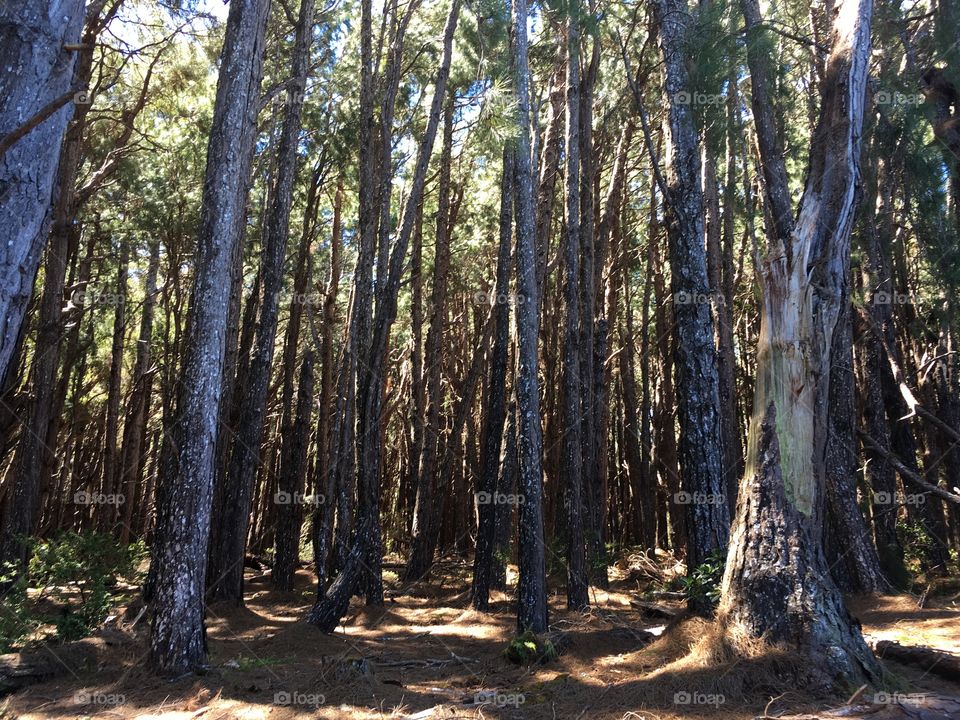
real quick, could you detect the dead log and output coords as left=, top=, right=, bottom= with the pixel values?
left=763, top=693, right=960, bottom=719
left=874, top=640, right=960, bottom=681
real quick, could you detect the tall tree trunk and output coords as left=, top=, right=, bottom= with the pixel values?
left=0, top=0, right=90, bottom=572
left=406, top=100, right=454, bottom=582
left=719, top=0, right=882, bottom=686
left=512, top=0, right=549, bottom=634
left=561, top=5, right=589, bottom=612
left=307, top=0, right=461, bottom=630
left=207, top=0, right=315, bottom=605
left=651, top=0, right=730, bottom=582
left=472, top=148, right=514, bottom=611
left=119, top=240, right=160, bottom=544
left=0, top=0, right=84, bottom=387
left=148, top=0, right=270, bottom=674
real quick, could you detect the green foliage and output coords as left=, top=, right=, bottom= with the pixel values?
left=676, top=552, right=725, bottom=610
left=897, top=519, right=937, bottom=575
left=0, top=533, right=146, bottom=651
left=504, top=630, right=559, bottom=665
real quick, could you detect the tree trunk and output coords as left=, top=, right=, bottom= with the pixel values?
left=719, top=0, right=882, bottom=686
left=561, top=6, right=589, bottom=612
left=472, top=148, right=514, bottom=611
left=512, top=0, right=549, bottom=634
left=0, top=0, right=84, bottom=386
left=148, top=0, right=270, bottom=674
left=406, top=100, right=454, bottom=582
left=651, top=0, right=730, bottom=582
left=207, top=0, right=315, bottom=605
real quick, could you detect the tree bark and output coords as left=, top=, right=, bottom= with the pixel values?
left=719, top=0, right=882, bottom=686
left=148, top=0, right=270, bottom=674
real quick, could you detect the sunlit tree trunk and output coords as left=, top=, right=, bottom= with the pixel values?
left=148, top=0, right=270, bottom=673
left=719, top=0, right=883, bottom=685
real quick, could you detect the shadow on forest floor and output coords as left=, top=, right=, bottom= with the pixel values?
left=3, top=557, right=959, bottom=719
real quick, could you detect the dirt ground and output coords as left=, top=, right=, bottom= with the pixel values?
left=3, top=561, right=959, bottom=720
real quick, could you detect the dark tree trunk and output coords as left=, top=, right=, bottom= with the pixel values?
left=207, top=0, right=315, bottom=605
left=512, top=0, right=549, bottom=634
left=406, top=100, right=455, bottom=582
left=273, top=351, right=315, bottom=590
left=472, top=148, right=514, bottom=611
left=561, top=6, right=589, bottom=612
left=148, top=0, right=270, bottom=674
left=119, top=240, right=160, bottom=545
left=652, top=0, right=730, bottom=584
left=307, top=0, right=460, bottom=630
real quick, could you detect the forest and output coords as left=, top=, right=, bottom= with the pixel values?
left=1, top=0, right=960, bottom=716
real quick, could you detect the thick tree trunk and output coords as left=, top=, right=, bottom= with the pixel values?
left=148, top=0, right=270, bottom=674
left=0, top=0, right=84, bottom=386
left=719, top=0, right=882, bottom=686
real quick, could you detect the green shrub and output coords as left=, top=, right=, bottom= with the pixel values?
left=0, top=532, right=146, bottom=650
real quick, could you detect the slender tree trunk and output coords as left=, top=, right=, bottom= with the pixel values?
left=119, top=240, right=160, bottom=544
left=148, top=0, right=270, bottom=673
left=651, top=0, right=730, bottom=583
left=561, top=6, right=589, bottom=612
left=274, top=351, right=315, bottom=590
left=307, top=0, right=461, bottom=630
left=207, top=0, right=315, bottom=604
left=406, top=100, right=454, bottom=582
left=472, top=148, right=514, bottom=610
left=512, top=0, right=549, bottom=634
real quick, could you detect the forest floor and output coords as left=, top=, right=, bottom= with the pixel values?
left=3, top=556, right=960, bottom=719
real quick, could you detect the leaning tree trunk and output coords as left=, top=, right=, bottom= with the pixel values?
left=0, top=0, right=84, bottom=388
left=718, top=0, right=883, bottom=687
left=207, top=0, right=314, bottom=605
left=307, top=0, right=461, bottom=631
left=148, top=0, right=270, bottom=674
